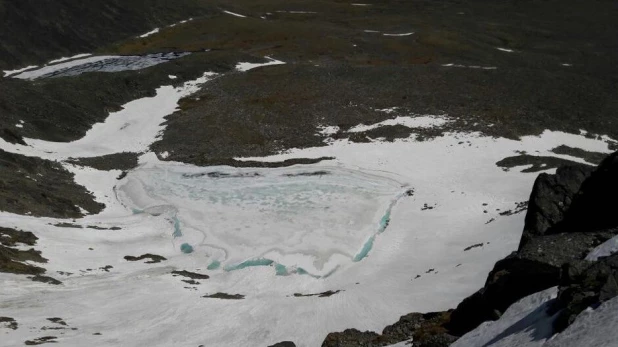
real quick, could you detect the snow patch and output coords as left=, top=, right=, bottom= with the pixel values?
left=442, top=63, right=497, bottom=70
left=347, top=115, right=450, bottom=133
left=0, top=72, right=218, bottom=160
left=383, top=32, right=415, bottom=37
left=10, top=53, right=189, bottom=80
left=139, top=28, right=160, bottom=38
left=497, top=47, right=515, bottom=53
left=236, top=56, right=286, bottom=72
left=317, top=125, right=340, bottom=136
left=12, top=56, right=114, bottom=79
left=223, top=10, right=247, bottom=18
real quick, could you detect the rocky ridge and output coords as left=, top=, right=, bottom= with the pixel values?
left=321, top=151, right=618, bottom=346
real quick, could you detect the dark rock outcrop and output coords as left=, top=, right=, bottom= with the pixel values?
left=325, top=150, right=618, bottom=346
left=322, top=311, right=455, bottom=347
left=293, top=290, right=342, bottom=298
left=30, top=275, right=62, bottom=285
left=558, top=152, right=618, bottom=234
left=268, top=342, right=296, bottom=347
left=447, top=256, right=560, bottom=335
left=554, top=253, right=618, bottom=331
left=171, top=270, right=209, bottom=280
left=124, top=254, right=167, bottom=264
left=0, top=227, right=47, bottom=276
left=448, top=155, right=618, bottom=335
left=521, top=164, right=593, bottom=242
left=0, top=149, right=104, bottom=218
left=202, top=293, right=245, bottom=300
left=0, top=317, right=18, bottom=330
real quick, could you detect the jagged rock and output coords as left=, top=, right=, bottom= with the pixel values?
left=322, top=311, right=454, bottom=347
left=554, top=253, right=618, bottom=331
left=559, top=152, right=618, bottom=233
left=447, top=227, right=614, bottom=335
left=521, top=164, right=593, bottom=244
left=448, top=151, right=618, bottom=336
left=322, top=329, right=381, bottom=347
left=518, top=230, right=616, bottom=267
left=447, top=256, right=559, bottom=335
left=324, top=152, right=618, bottom=345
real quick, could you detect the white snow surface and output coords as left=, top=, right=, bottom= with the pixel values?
left=544, top=296, right=618, bottom=347
left=0, top=61, right=616, bottom=346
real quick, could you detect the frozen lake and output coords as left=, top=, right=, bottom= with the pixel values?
left=118, top=165, right=408, bottom=277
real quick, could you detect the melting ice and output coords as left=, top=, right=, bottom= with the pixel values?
left=117, top=164, right=407, bottom=277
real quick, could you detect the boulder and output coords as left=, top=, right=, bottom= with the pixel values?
left=520, top=164, right=593, bottom=246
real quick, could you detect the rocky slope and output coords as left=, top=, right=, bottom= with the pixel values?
left=322, top=152, right=618, bottom=346
left=0, top=0, right=216, bottom=69
left=1, top=1, right=618, bottom=346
